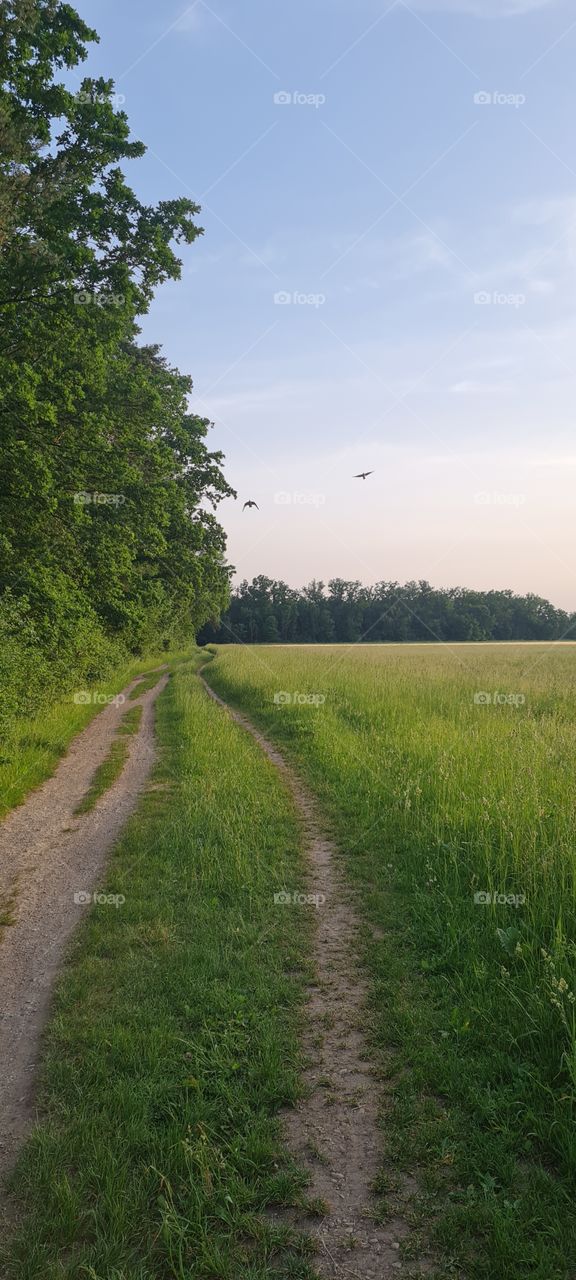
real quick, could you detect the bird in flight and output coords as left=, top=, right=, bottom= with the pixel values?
left=354, top=471, right=374, bottom=480
left=242, top=499, right=259, bottom=510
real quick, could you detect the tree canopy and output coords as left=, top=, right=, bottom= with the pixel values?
left=0, top=0, right=234, bottom=731
left=199, top=577, right=576, bottom=645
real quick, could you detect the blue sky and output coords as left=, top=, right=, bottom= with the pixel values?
left=77, top=0, right=575, bottom=607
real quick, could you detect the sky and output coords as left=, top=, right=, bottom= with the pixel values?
left=75, top=0, right=576, bottom=608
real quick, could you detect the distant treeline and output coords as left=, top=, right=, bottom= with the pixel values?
left=199, top=577, right=576, bottom=645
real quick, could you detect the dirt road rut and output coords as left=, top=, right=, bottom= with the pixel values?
left=201, top=672, right=431, bottom=1280
left=0, top=672, right=168, bottom=1181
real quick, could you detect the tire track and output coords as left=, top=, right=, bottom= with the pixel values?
left=200, top=670, right=432, bottom=1280
left=0, top=671, right=168, bottom=1184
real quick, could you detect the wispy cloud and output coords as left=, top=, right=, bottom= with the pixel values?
left=406, top=0, right=559, bottom=15
left=528, top=455, right=576, bottom=468
left=450, top=378, right=506, bottom=393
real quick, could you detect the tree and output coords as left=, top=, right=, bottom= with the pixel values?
left=0, top=0, right=234, bottom=732
left=199, top=577, right=575, bottom=646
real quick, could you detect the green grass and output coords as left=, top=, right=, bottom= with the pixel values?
left=73, top=741, right=130, bottom=816
left=205, top=642, right=576, bottom=1280
left=0, top=652, right=185, bottom=821
left=1, top=652, right=315, bottom=1280
left=118, top=705, right=144, bottom=735
left=0, top=890, right=17, bottom=937
left=73, top=706, right=144, bottom=816
left=128, top=670, right=165, bottom=700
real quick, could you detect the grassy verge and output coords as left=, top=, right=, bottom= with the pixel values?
left=127, top=671, right=165, bottom=700
left=0, top=890, right=17, bottom=935
left=73, top=706, right=144, bottom=816
left=1, top=653, right=315, bottom=1280
left=73, top=741, right=130, bottom=816
left=0, top=653, right=185, bottom=821
left=118, top=705, right=144, bottom=735
left=206, top=644, right=576, bottom=1280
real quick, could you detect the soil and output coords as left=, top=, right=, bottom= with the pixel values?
left=0, top=670, right=168, bottom=1184
left=200, top=672, right=433, bottom=1279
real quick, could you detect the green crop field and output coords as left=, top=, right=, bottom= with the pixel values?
left=205, top=642, right=576, bottom=1279
left=4, top=643, right=576, bottom=1280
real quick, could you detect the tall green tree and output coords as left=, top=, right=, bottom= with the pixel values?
left=200, top=578, right=576, bottom=646
left=0, top=0, right=234, bottom=732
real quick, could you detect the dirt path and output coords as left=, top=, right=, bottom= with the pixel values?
left=200, top=672, right=431, bottom=1280
left=0, top=670, right=168, bottom=1184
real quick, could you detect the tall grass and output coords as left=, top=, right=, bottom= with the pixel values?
left=2, top=654, right=314, bottom=1279
left=208, top=642, right=576, bottom=1279
left=0, top=650, right=186, bottom=819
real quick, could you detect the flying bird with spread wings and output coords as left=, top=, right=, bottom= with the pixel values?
left=354, top=471, right=374, bottom=480
left=242, top=499, right=259, bottom=510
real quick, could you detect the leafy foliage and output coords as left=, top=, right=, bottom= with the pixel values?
left=200, top=576, right=576, bottom=645
left=0, top=0, right=234, bottom=734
